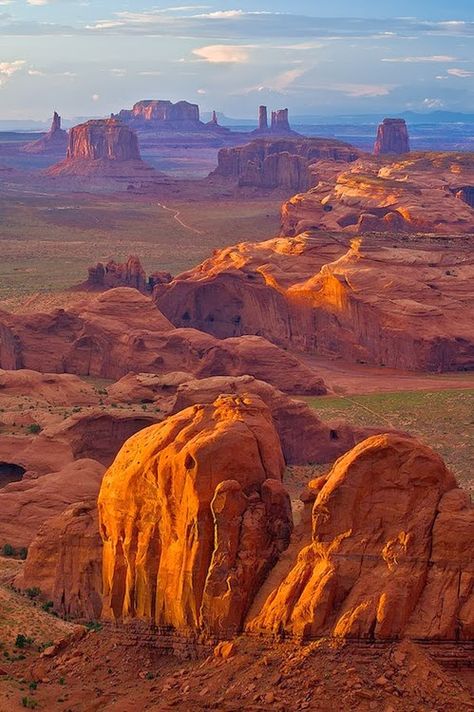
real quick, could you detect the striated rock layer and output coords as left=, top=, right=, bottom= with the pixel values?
left=99, top=395, right=293, bottom=636
left=154, top=232, right=474, bottom=372
left=248, top=434, right=474, bottom=641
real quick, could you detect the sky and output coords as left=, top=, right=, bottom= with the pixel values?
left=0, top=1, right=474, bottom=120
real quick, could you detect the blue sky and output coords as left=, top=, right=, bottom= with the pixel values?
left=0, top=1, right=473, bottom=119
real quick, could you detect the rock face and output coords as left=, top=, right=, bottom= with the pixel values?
left=0, top=459, right=105, bottom=548
left=374, top=118, right=410, bottom=155
left=271, top=109, right=290, bottom=133
left=84, top=255, right=147, bottom=293
left=22, top=112, right=68, bottom=155
left=248, top=434, right=474, bottom=641
left=16, top=500, right=102, bottom=620
left=154, top=233, right=474, bottom=372
left=253, top=106, right=297, bottom=136
left=47, top=119, right=154, bottom=177
left=211, top=137, right=360, bottom=192
left=0, top=369, right=98, bottom=407
left=258, top=105, right=268, bottom=131
left=0, top=288, right=326, bottom=394
left=99, top=395, right=293, bottom=636
left=281, top=152, right=474, bottom=236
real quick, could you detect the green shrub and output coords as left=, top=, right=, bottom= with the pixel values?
left=26, top=424, right=42, bottom=435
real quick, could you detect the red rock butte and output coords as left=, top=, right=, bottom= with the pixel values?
left=21, top=111, right=68, bottom=155
left=374, top=118, right=410, bottom=156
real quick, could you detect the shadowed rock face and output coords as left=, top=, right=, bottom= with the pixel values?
left=248, top=434, right=474, bottom=641
left=258, top=105, right=268, bottom=130
left=374, top=118, right=410, bottom=155
left=99, top=395, right=293, bottom=636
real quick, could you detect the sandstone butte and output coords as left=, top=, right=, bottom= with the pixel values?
left=374, top=118, right=410, bottom=156
left=210, top=136, right=360, bottom=192
left=98, top=395, right=293, bottom=636
left=81, top=255, right=171, bottom=294
left=21, top=111, right=68, bottom=155
left=154, top=232, right=474, bottom=372
left=281, top=151, right=474, bottom=236
left=0, top=287, right=326, bottom=394
left=247, top=433, right=473, bottom=641
left=46, top=118, right=155, bottom=177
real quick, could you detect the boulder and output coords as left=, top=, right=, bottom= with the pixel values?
left=247, top=434, right=473, bottom=641
left=99, top=395, right=293, bottom=635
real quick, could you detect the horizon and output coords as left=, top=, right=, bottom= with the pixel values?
left=0, top=1, right=473, bottom=120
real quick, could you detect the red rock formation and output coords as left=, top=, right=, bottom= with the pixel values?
left=258, top=105, right=268, bottom=131
left=99, top=395, right=293, bottom=635
left=0, top=288, right=326, bottom=394
left=170, top=375, right=374, bottom=465
left=281, top=152, right=474, bottom=236
left=211, top=137, right=360, bottom=192
left=22, top=111, right=68, bottom=155
left=154, top=233, right=474, bottom=372
left=16, top=500, right=102, bottom=620
left=247, top=434, right=473, bottom=641
left=0, top=369, right=98, bottom=406
left=47, top=119, right=155, bottom=177
left=0, top=459, right=105, bottom=548
left=374, top=118, right=410, bottom=155
left=84, top=255, right=147, bottom=293
left=271, top=109, right=290, bottom=133
left=114, top=99, right=201, bottom=129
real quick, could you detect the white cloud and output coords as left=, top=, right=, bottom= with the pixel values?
left=423, top=97, right=445, bottom=109
left=447, top=67, right=473, bottom=78
left=192, top=44, right=250, bottom=64
left=0, top=60, right=25, bottom=86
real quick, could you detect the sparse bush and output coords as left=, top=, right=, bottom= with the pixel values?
left=2, top=543, right=15, bottom=557
left=26, top=424, right=42, bottom=435
left=15, top=634, right=33, bottom=649
left=26, top=587, right=41, bottom=599
left=21, top=697, right=38, bottom=709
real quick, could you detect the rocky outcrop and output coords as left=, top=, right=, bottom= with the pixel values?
left=0, top=459, right=105, bottom=548
left=0, top=369, right=98, bottom=406
left=281, top=152, right=474, bottom=236
left=47, top=119, right=155, bottom=177
left=248, top=434, right=474, bottom=641
left=154, top=233, right=474, bottom=372
left=16, top=500, right=102, bottom=620
left=258, top=105, right=268, bottom=131
left=21, top=112, right=68, bottom=155
left=271, top=109, right=290, bottom=133
left=99, top=395, right=293, bottom=636
left=211, top=137, right=360, bottom=192
left=252, top=106, right=297, bottom=136
left=81, top=255, right=171, bottom=293
left=374, top=118, right=410, bottom=156
left=0, top=288, right=326, bottom=394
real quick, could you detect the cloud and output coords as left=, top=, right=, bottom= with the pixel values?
left=192, top=44, right=250, bottom=63
left=381, top=55, right=457, bottom=63
left=447, top=67, right=473, bottom=78
left=423, top=97, right=445, bottom=109
left=0, top=59, right=25, bottom=85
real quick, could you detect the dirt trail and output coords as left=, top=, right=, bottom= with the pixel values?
left=157, top=202, right=205, bottom=235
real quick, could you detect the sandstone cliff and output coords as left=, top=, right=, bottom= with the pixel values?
left=99, top=395, right=293, bottom=635
left=248, top=434, right=473, bottom=641
left=113, top=99, right=203, bottom=130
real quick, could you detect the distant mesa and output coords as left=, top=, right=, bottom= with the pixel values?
left=46, top=118, right=156, bottom=178
left=374, top=118, right=410, bottom=156
left=111, top=98, right=228, bottom=134
left=252, top=105, right=298, bottom=136
left=21, top=111, right=68, bottom=155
